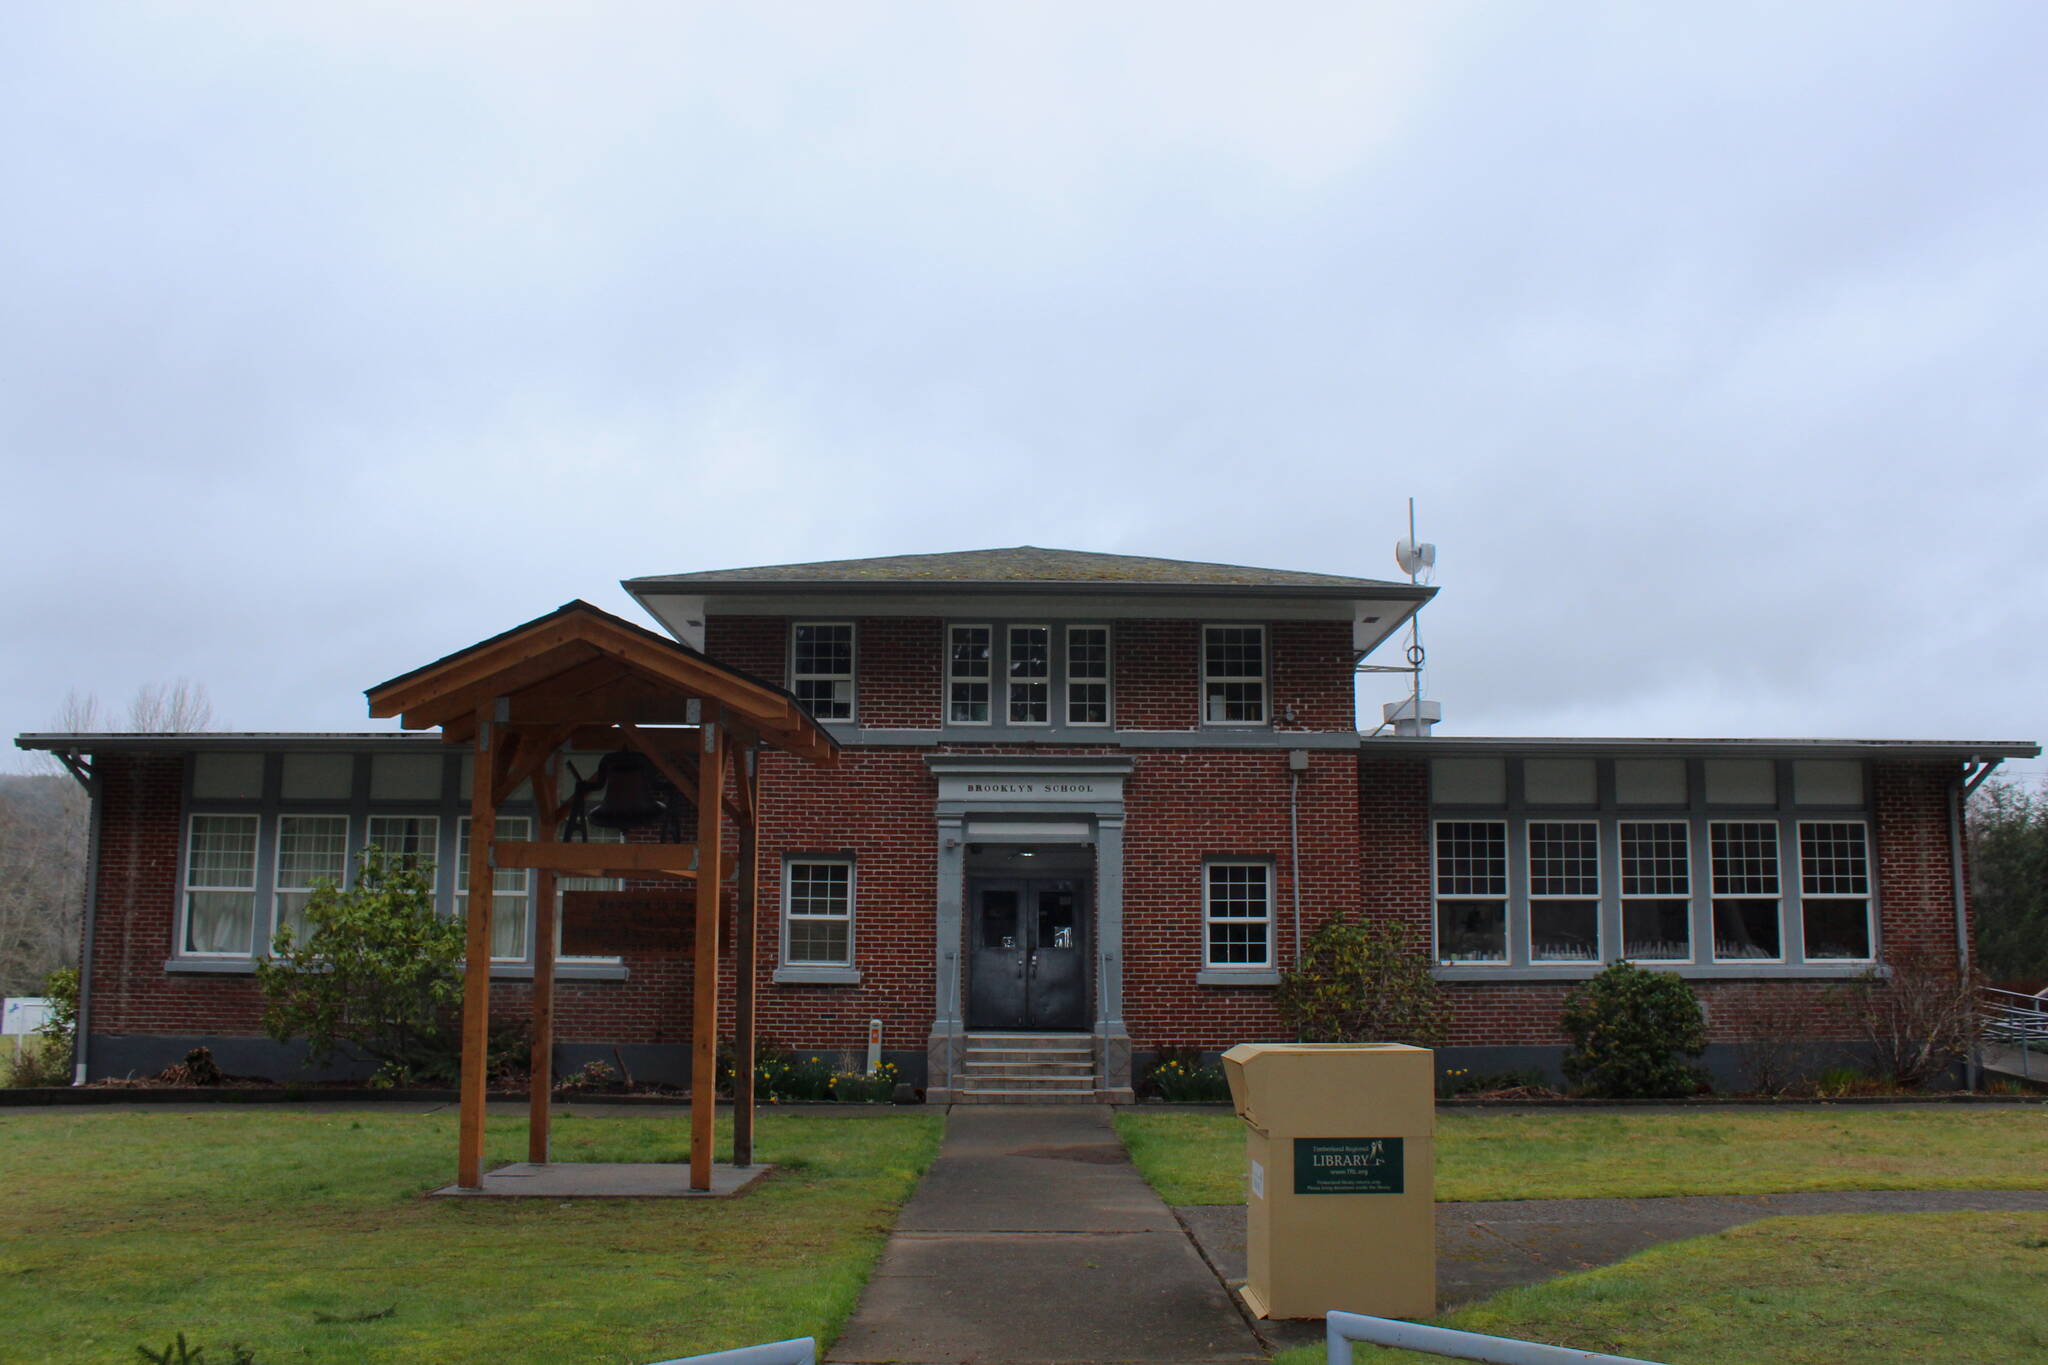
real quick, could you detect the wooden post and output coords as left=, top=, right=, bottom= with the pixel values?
left=690, top=720, right=726, bottom=1192
left=732, top=743, right=759, bottom=1168
left=528, top=761, right=560, bottom=1164
left=457, top=701, right=502, bottom=1190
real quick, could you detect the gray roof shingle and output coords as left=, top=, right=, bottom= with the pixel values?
left=627, top=545, right=1413, bottom=591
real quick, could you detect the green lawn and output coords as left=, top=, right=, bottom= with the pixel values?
left=0, top=1108, right=942, bottom=1365
left=1114, top=1106, right=2048, bottom=1205
left=1274, top=1210, right=2048, bottom=1365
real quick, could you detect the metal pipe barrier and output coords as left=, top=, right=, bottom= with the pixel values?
left=1326, top=1311, right=1666, bottom=1365
left=1982, top=985, right=2048, bottom=1081
left=646, top=1338, right=815, bottom=1365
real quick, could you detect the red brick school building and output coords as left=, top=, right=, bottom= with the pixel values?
left=18, top=548, right=2037, bottom=1097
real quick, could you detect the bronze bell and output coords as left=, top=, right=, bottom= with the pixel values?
left=588, top=749, right=668, bottom=832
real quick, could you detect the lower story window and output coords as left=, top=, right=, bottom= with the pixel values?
left=1204, top=861, right=1272, bottom=967
left=1621, top=821, right=1691, bottom=961
left=185, top=813, right=259, bottom=956
left=785, top=859, right=854, bottom=966
left=1435, top=821, right=1507, bottom=963
left=458, top=815, right=533, bottom=960
left=1711, top=822, right=1782, bottom=961
left=1799, top=821, right=1873, bottom=960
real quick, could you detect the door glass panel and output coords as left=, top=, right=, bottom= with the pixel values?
left=979, top=889, right=1021, bottom=950
left=1036, top=884, right=1077, bottom=950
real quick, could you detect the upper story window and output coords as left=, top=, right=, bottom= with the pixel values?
left=1067, top=626, right=1110, bottom=726
left=949, top=625, right=993, bottom=724
left=791, top=622, right=855, bottom=722
left=1007, top=626, right=1051, bottom=725
left=1202, top=625, right=1266, bottom=724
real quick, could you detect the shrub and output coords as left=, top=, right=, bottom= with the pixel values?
left=4, top=966, right=79, bottom=1087
left=1276, top=915, right=1447, bottom=1045
left=832, top=1060, right=901, bottom=1102
left=255, top=847, right=526, bottom=1087
left=1837, top=949, right=1981, bottom=1090
left=1560, top=961, right=1708, bottom=1098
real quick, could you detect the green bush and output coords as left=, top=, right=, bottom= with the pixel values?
left=831, top=1061, right=901, bottom=1102
left=4, top=967, right=79, bottom=1088
left=1276, top=915, right=1446, bottom=1045
left=1560, top=961, right=1708, bottom=1098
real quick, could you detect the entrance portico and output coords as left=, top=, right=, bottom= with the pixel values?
left=926, top=755, right=1134, bottom=1102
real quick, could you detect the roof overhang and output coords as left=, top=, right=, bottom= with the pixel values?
left=1358, top=735, right=2041, bottom=762
left=14, top=731, right=437, bottom=756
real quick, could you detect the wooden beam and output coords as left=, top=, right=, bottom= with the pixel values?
left=529, top=765, right=559, bottom=1165
left=493, top=723, right=576, bottom=805
left=732, top=744, right=759, bottom=1168
left=492, top=841, right=735, bottom=878
left=689, top=722, right=726, bottom=1192
left=383, top=639, right=603, bottom=725
left=456, top=701, right=501, bottom=1190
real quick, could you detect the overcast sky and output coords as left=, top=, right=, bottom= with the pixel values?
left=4, top=3, right=2044, bottom=780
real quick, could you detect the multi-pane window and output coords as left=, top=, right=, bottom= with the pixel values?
left=1202, top=626, right=1267, bottom=724
left=556, top=824, right=624, bottom=963
left=184, top=814, right=259, bottom=955
left=1620, top=821, right=1691, bottom=960
left=785, top=859, right=853, bottom=966
left=1204, top=862, right=1272, bottom=967
left=365, top=814, right=438, bottom=874
left=458, top=815, right=534, bottom=960
left=273, top=814, right=348, bottom=947
left=1710, top=821, right=1782, bottom=961
left=1435, top=821, right=1508, bottom=963
left=1007, top=625, right=1050, bottom=724
left=1067, top=625, right=1110, bottom=725
left=1799, top=822, right=1873, bottom=960
left=791, top=622, right=855, bottom=722
left=948, top=625, right=993, bottom=724
left=1527, top=822, right=1599, bottom=962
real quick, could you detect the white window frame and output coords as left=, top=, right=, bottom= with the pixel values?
left=1006, top=624, right=1052, bottom=726
left=555, top=822, right=625, bottom=965
left=364, top=813, right=440, bottom=889
left=1618, top=819, right=1692, bottom=962
left=271, top=813, right=350, bottom=949
left=1065, top=624, right=1112, bottom=727
left=1201, top=624, right=1268, bottom=725
left=1795, top=819, right=1876, bottom=963
left=782, top=857, right=855, bottom=968
left=181, top=812, right=261, bottom=958
left=790, top=621, right=856, bottom=723
left=1709, top=820, right=1785, bottom=964
left=1433, top=819, right=1510, bottom=966
left=457, top=815, right=534, bottom=962
left=1525, top=820, right=1601, bottom=964
left=1203, top=859, right=1274, bottom=969
left=947, top=623, right=994, bottom=726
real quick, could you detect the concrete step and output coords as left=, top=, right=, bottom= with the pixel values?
left=966, top=1032, right=1095, bottom=1048
left=963, top=1052, right=1097, bottom=1069
left=960, top=1072, right=1100, bottom=1091
left=963, top=1061, right=1096, bottom=1077
left=953, top=1087, right=1109, bottom=1104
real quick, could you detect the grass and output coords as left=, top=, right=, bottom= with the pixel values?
left=0, top=1108, right=942, bottom=1364
left=1114, top=1105, right=2048, bottom=1205
left=1272, top=1210, right=2048, bottom=1365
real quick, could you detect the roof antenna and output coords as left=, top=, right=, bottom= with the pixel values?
left=1383, top=498, right=1439, bottom=736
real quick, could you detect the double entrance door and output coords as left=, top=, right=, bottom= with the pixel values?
left=966, top=877, right=1090, bottom=1031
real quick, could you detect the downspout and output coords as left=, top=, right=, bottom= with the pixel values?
left=68, top=753, right=101, bottom=1086
left=1289, top=756, right=1305, bottom=966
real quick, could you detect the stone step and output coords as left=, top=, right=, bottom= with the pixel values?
left=966, top=1032, right=1096, bottom=1048
left=962, top=1057, right=1097, bottom=1074
left=951, top=1088, right=1116, bottom=1105
left=962, top=1055, right=1105, bottom=1072
left=960, top=1072, right=1100, bottom=1092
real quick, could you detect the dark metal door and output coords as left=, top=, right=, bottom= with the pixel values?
left=966, top=878, right=1089, bottom=1031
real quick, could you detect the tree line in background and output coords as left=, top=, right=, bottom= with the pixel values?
left=0, top=683, right=216, bottom=997
left=1970, top=777, right=2048, bottom=987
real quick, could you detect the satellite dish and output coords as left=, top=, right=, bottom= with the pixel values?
left=1395, top=538, right=1436, bottom=578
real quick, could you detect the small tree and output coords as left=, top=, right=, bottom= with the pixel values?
left=255, top=848, right=472, bottom=1086
left=1276, top=915, right=1447, bottom=1046
left=1560, top=961, right=1707, bottom=1098
left=1838, top=948, right=1981, bottom=1090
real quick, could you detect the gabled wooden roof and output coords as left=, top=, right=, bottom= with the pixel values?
left=364, top=600, right=837, bottom=764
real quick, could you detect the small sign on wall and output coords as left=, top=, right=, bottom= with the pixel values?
left=1293, top=1138, right=1404, bottom=1195
left=560, top=891, right=693, bottom=955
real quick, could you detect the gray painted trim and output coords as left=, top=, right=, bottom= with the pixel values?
left=17, top=732, right=438, bottom=753
left=1195, top=969, right=1281, bottom=987
left=843, top=727, right=1356, bottom=748
left=73, top=759, right=103, bottom=1085
left=1365, top=736, right=2039, bottom=760
left=772, top=965, right=862, bottom=985
left=629, top=579, right=1434, bottom=602
left=162, top=957, right=631, bottom=982
left=1434, top=963, right=1887, bottom=983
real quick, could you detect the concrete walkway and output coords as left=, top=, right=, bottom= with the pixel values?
left=828, top=1106, right=1264, bottom=1365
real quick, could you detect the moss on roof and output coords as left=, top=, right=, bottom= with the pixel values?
left=629, top=546, right=1406, bottom=589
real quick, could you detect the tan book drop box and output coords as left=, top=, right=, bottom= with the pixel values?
left=1221, top=1042, right=1435, bottom=1321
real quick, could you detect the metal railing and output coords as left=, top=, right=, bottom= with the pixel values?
left=1981, top=985, right=2048, bottom=1081
left=646, top=1338, right=814, bottom=1365
left=1326, top=1311, right=1666, bottom=1365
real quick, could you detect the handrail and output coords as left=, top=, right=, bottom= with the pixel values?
left=1326, top=1311, right=1665, bottom=1364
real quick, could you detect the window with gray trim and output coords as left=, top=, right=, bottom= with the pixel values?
left=273, top=813, right=348, bottom=947
left=791, top=622, right=855, bottom=721
left=1204, top=861, right=1273, bottom=967
left=1527, top=821, right=1599, bottom=963
left=1066, top=625, right=1110, bottom=725
left=948, top=625, right=992, bottom=724
left=1710, top=821, right=1782, bottom=961
left=784, top=859, right=854, bottom=965
left=1435, top=820, right=1509, bottom=963
left=1007, top=625, right=1051, bottom=724
left=1620, top=821, right=1691, bottom=960
left=184, top=813, right=259, bottom=956
left=1202, top=625, right=1266, bottom=724
left=1798, top=821, right=1873, bottom=960
left=458, top=815, right=533, bottom=961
